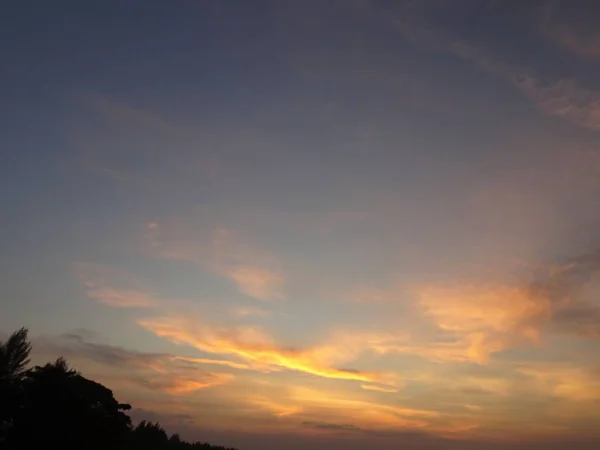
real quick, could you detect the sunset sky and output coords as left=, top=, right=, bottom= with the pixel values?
left=2, top=1, right=600, bottom=449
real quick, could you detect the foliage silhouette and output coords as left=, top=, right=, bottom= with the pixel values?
left=0, top=328, right=32, bottom=445
left=0, top=328, right=237, bottom=450
left=0, top=328, right=31, bottom=382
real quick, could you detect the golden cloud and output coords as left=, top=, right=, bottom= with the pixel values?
left=160, top=373, right=233, bottom=394
left=413, top=284, right=550, bottom=363
left=138, top=316, right=398, bottom=386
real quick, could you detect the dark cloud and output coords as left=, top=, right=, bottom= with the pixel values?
left=302, top=421, right=361, bottom=432
left=32, top=332, right=233, bottom=394
left=531, top=249, right=600, bottom=338
left=553, top=305, right=600, bottom=323
left=540, top=0, right=600, bottom=61
left=48, top=332, right=168, bottom=367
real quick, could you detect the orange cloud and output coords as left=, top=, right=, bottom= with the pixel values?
left=138, top=316, right=397, bottom=386
left=290, top=387, right=438, bottom=429
left=247, top=385, right=440, bottom=432
left=226, top=266, right=284, bottom=301
left=161, top=373, right=233, bottom=394
left=413, top=284, right=550, bottom=363
left=250, top=397, right=302, bottom=417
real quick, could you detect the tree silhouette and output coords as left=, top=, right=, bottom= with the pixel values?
left=0, top=328, right=237, bottom=450
left=0, top=328, right=32, bottom=444
left=0, top=328, right=31, bottom=382
left=131, top=420, right=171, bottom=450
left=7, top=357, right=132, bottom=450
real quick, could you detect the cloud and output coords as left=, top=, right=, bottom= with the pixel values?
left=37, top=332, right=235, bottom=395
left=361, top=384, right=398, bottom=393
left=386, top=10, right=600, bottom=131
left=539, top=2, right=600, bottom=61
left=146, top=374, right=233, bottom=395
left=414, top=284, right=549, bottom=363
left=302, top=421, right=362, bottom=432
left=465, top=404, right=482, bottom=411
left=138, top=315, right=398, bottom=386
left=251, top=397, right=302, bottom=417
left=371, top=248, right=600, bottom=364
left=522, top=79, right=600, bottom=132
left=80, top=93, right=177, bottom=132
left=226, top=266, right=284, bottom=301
left=552, top=305, right=600, bottom=338
left=231, top=306, right=273, bottom=318
left=518, top=364, right=600, bottom=401
left=173, top=356, right=253, bottom=371
left=249, top=384, right=440, bottom=433
left=343, top=283, right=551, bottom=365
left=289, top=386, right=438, bottom=429
left=84, top=288, right=158, bottom=309
left=531, top=249, right=600, bottom=338
left=74, top=262, right=158, bottom=308
left=145, top=223, right=285, bottom=301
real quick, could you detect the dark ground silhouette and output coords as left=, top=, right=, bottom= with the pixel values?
left=0, top=328, right=237, bottom=450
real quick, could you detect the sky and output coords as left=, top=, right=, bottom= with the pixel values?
left=1, top=0, right=600, bottom=449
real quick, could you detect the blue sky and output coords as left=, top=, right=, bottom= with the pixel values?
left=2, top=1, right=600, bottom=449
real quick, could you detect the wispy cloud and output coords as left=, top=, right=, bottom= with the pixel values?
left=361, top=384, right=398, bottom=393
left=539, top=2, right=600, bottom=61
left=74, top=262, right=158, bottom=308
left=359, top=249, right=600, bottom=364
left=386, top=10, right=600, bottom=131
left=138, top=315, right=399, bottom=387
left=145, top=223, right=285, bottom=301
left=36, top=332, right=235, bottom=395
left=302, top=421, right=361, bottom=432
left=80, top=93, right=177, bottom=132
left=415, top=284, right=549, bottom=363
left=518, top=363, right=600, bottom=401
left=247, top=384, right=440, bottom=433
left=289, top=386, right=438, bottom=428
left=537, top=249, right=600, bottom=338
left=250, top=397, right=302, bottom=417
left=231, top=306, right=273, bottom=318
left=226, top=266, right=284, bottom=301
